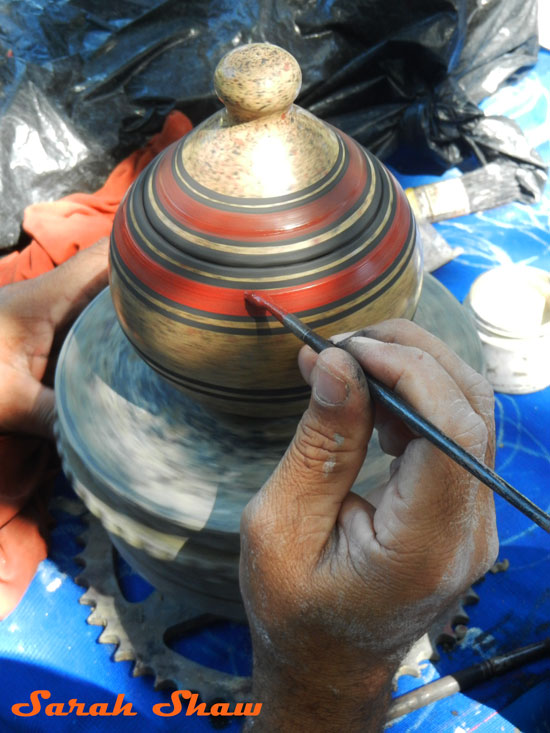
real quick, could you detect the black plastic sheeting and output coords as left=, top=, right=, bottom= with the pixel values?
left=0, top=0, right=546, bottom=249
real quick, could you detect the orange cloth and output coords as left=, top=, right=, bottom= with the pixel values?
left=0, top=110, right=192, bottom=285
left=0, top=110, right=193, bottom=618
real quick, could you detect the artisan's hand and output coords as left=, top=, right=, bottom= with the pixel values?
left=240, top=319, right=498, bottom=731
left=0, top=239, right=109, bottom=439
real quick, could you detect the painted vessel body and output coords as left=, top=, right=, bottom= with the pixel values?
left=110, top=43, right=422, bottom=416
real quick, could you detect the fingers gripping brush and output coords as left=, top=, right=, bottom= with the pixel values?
left=244, top=292, right=550, bottom=534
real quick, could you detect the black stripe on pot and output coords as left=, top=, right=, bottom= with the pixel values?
left=110, top=219, right=415, bottom=337
left=130, top=343, right=311, bottom=402
left=170, top=131, right=348, bottom=210
left=123, top=158, right=395, bottom=284
left=140, top=145, right=379, bottom=267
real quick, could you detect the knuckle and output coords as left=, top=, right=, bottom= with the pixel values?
left=240, top=492, right=280, bottom=553
left=486, top=529, right=500, bottom=568
left=475, top=514, right=500, bottom=578
left=392, top=347, right=438, bottom=392
left=469, top=411, right=489, bottom=445
left=479, top=538, right=500, bottom=577
left=239, top=503, right=253, bottom=536
left=292, top=415, right=347, bottom=474
left=468, top=371, right=495, bottom=412
left=400, top=345, right=439, bottom=374
left=390, top=317, right=418, bottom=333
left=406, top=345, right=426, bottom=363
left=364, top=317, right=412, bottom=341
left=240, top=512, right=265, bottom=553
left=478, top=375, right=495, bottom=404
left=450, top=408, right=489, bottom=457
left=240, top=495, right=263, bottom=541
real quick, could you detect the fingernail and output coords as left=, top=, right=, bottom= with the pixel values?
left=313, top=363, right=349, bottom=406
left=330, top=330, right=356, bottom=345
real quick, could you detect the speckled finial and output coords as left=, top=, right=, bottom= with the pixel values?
left=214, top=43, right=302, bottom=121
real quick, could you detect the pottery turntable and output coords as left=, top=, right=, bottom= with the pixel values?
left=54, top=43, right=484, bottom=700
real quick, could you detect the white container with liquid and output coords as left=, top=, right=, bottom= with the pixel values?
left=464, top=265, right=550, bottom=394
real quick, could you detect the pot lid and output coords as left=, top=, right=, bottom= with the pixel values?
left=132, top=42, right=394, bottom=271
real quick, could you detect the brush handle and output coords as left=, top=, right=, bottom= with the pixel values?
left=291, top=315, right=550, bottom=533
left=387, top=638, right=550, bottom=721
left=365, top=374, right=550, bottom=532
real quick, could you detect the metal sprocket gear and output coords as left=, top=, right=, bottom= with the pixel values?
left=75, top=511, right=251, bottom=703
left=74, top=509, right=480, bottom=698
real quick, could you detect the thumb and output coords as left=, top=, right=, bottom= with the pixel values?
left=0, top=370, right=56, bottom=440
left=26, top=383, right=56, bottom=440
left=261, top=347, right=373, bottom=547
left=32, top=238, right=110, bottom=333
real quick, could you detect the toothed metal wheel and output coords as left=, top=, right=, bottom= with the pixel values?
left=75, top=509, right=480, bottom=698
left=75, top=511, right=251, bottom=702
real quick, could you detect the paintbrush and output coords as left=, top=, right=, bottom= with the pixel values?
left=405, top=162, right=542, bottom=224
left=244, top=292, right=550, bottom=534
left=387, top=638, right=550, bottom=721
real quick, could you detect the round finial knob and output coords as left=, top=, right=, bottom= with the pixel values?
left=214, top=43, right=302, bottom=121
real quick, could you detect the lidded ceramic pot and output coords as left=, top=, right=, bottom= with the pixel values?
left=110, top=43, right=422, bottom=417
